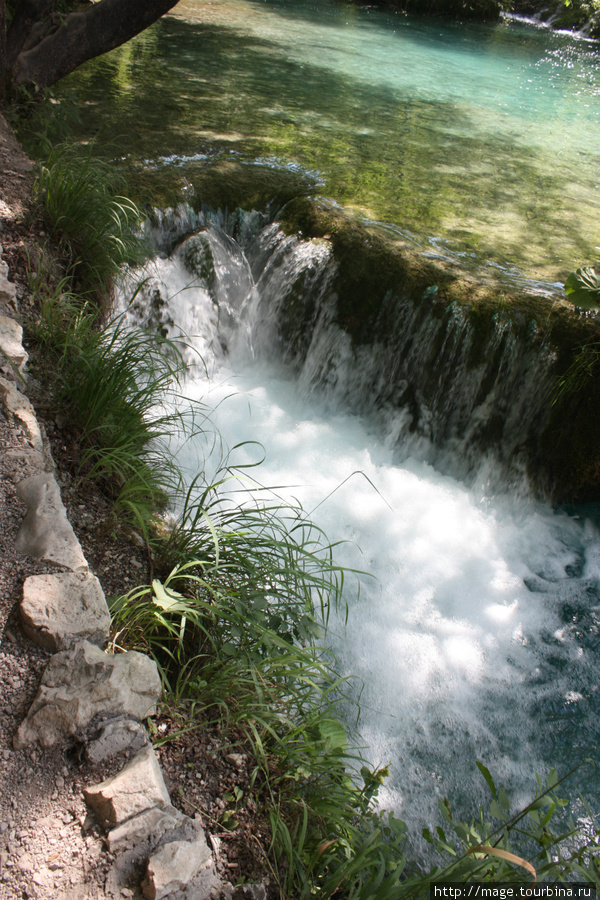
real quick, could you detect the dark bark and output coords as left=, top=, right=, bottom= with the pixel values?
left=12, top=0, right=180, bottom=89
left=6, top=0, right=55, bottom=68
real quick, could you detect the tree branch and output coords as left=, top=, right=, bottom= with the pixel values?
left=6, top=0, right=55, bottom=68
left=13, top=0, right=180, bottom=88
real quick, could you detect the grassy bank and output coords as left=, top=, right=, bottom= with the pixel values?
left=25, top=143, right=600, bottom=895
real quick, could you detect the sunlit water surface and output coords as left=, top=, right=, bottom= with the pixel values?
left=52, top=0, right=600, bottom=280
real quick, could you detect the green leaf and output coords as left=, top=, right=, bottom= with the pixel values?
left=564, top=266, right=600, bottom=310
left=476, top=760, right=497, bottom=800
left=152, top=579, right=184, bottom=611
left=318, top=718, right=347, bottom=752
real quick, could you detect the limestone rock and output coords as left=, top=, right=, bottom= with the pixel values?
left=14, top=472, right=88, bottom=572
left=0, top=275, right=16, bottom=307
left=0, top=314, right=28, bottom=371
left=13, top=641, right=162, bottom=749
left=106, top=805, right=188, bottom=852
left=20, top=572, right=110, bottom=651
left=0, top=376, right=42, bottom=451
left=85, top=715, right=149, bottom=764
left=83, top=745, right=170, bottom=829
left=141, top=833, right=213, bottom=900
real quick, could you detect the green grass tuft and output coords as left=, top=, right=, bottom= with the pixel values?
left=34, top=143, right=147, bottom=299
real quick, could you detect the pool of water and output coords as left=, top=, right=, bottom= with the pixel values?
left=47, top=0, right=600, bottom=281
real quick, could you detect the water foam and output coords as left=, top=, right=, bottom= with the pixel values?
left=118, top=220, right=600, bottom=846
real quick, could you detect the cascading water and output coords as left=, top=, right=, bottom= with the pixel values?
left=119, top=211, right=600, bottom=849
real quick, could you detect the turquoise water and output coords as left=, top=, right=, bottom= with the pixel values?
left=49, top=0, right=600, bottom=280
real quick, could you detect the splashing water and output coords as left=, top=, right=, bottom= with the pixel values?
left=119, top=217, right=600, bottom=845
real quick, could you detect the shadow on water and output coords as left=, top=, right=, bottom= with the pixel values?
left=37, top=7, right=600, bottom=279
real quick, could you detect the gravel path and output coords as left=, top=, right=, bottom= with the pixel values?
left=0, top=112, right=274, bottom=899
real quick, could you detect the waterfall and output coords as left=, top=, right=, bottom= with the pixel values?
left=117, top=208, right=600, bottom=850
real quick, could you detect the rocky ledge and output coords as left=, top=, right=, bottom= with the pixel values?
left=0, top=239, right=268, bottom=899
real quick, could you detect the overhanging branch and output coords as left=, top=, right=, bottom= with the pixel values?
left=13, top=0, right=180, bottom=88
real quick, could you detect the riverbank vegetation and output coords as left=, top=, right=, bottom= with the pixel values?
left=368, top=0, right=600, bottom=36
left=21, top=139, right=600, bottom=895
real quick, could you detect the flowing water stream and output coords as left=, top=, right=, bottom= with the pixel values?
left=118, top=215, right=600, bottom=845
left=50, top=0, right=600, bottom=849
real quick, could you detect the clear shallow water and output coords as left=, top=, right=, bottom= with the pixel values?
left=119, top=223, right=600, bottom=846
left=51, top=0, right=600, bottom=280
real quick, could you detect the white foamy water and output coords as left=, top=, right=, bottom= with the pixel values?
left=120, top=220, right=600, bottom=841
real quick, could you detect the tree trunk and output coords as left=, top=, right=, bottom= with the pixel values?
left=13, top=0, right=180, bottom=89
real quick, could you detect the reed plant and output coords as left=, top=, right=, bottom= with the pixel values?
left=34, top=142, right=147, bottom=299
left=29, top=276, right=187, bottom=536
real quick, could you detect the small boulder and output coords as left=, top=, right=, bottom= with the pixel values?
left=0, top=315, right=28, bottom=372
left=20, top=572, right=110, bottom=651
left=0, top=376, right=43, bottom=451
left=106, top=805, right=189, bottom=853
left=0, top=275, right=16, bottom=308
left=141, top=833, right=213, bottom=900
left=15, top=473, right=88, bottom=572
left=85, top=715, right=149, bottom=764
left=14, top=641, right=161, bottom=749
left=84, top=744, right=170, bottom=829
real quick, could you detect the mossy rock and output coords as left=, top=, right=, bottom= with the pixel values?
left=134, top=160, right=317, bottom=222
left=180, top=231, right=215, bottom=286
left=278, top=197, right=600, bottom=501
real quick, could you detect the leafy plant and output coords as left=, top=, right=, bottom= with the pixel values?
left=551, top=333, right=600, bottom=408
left=564, top=266, right=600, bottom=310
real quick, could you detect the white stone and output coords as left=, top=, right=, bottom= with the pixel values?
left=142, top=833, right=213, bottom=900
left=0, top=315, right=28, bottom=371
left=85, top=716, right=149, bottom=764
left=106, top=806, right=188, bottom=852
left=13, top=641, right=161, bottom=749
left=0, top=376, right=42, bottom=451
left=83, top=745, right=170, bottom=830
left=0, top=276, right=16, bottom=306
left=20, top=572, right=110, bottom=651
left=15, top=473, right=88, bottom=572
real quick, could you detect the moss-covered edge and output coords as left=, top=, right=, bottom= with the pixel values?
left=277, top=196, right=600, bottom=503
